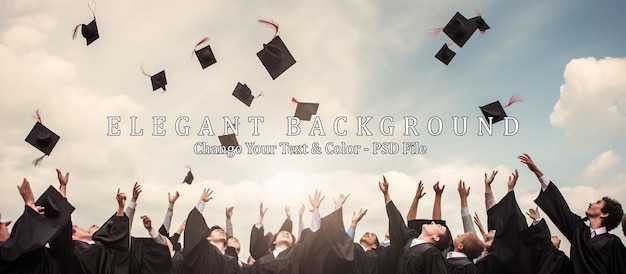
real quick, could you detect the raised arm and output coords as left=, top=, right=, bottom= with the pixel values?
left=56, top=169, right=69, bottom=199
left=507, top=169, right=519, bottom=193
left=473, top=213, right=495, bottom=250
left=484, top=170, right=498, bottom=211
left=432, top=181, right=445, bottom=220
left=347, top=208, right=367, bottom=240
left=407, top=181, right=426, bottom=221
left=225, top=206, right=234, bottom=239
left=380, top=176, right=417, bottom=246
left=458, top=180, right=476, bottom=234
left=116, top=188, right=126, bottom=216
left=142, top=215, right=168, bottom=245
left=298, top=204, right=305, bottom=240
left=161, top=191, right=180, bottom=235
left=125, top=182, right=142, bottom=231
left=249, top=202, right=269, bottom=260
left=309, top=190, right=325, bottom=232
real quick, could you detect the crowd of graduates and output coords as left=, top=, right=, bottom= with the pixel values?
left=1, top=154, right=625, bottom=274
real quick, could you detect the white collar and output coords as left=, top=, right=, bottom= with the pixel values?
left=447, top=251, right=468, bottom=259
left=590, top=226, right=607, bottom=237
left=273, top=247, right=286, bottom=258
left=410, top=238, right=427, bottom=248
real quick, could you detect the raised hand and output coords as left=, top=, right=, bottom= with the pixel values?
left=351, top=208, right=368, bottom=224
left=168, top=191, right=180, bottom=204
left=226, top=206, right=234, bottom=219
left=259, top=202, right=268, bottom=218
left=518, top=153, right=539, bottom=172
left=433, top=181, right=445, bottom=196
left=141, top=215, right=153, bottom=231
left=285, top=206, right=291, bottom=220
left=484, top=170, right=498, bottom=187
left=507, top=169, right=519, bottom=192
left=526, top=207, right=540, bottom=220
left=17, top=178, right=36, bottom=208
left=414, top=181, right=426, bottom=200
left=131, top=182, right=142, bottom=203
left=333, top=193, right=350, bottom=210
left=56, top=168, right=69, bottom=186
left=457, top=180, right=471, bottom=199
left=473, top=213, right=487, bottom=239
left=378, top=176, right=389, bottom=194
left=200, top=188, right=213, bottom=202
left=309, top=189, right=325, bottom=213
left=116, top=188, right=127, bottom=216
left=298, top=204, right=305, bottom=217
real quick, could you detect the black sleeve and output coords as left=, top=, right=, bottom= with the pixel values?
left=486, top=191, right=528, bottom=274
left=130, top=237, right=173, bottom=274
left=0, top=206, right=61, bottom=262
left=48, top=219, right=74, bottom=271
left=249, top=224, right=269, bottom=260
left=182, top=208, right=210, bottom=259
left=278, top=218, right=293, bottom=234
left=386, top=201, right=418, bottom=247
left=534, top=182, right=585, bottom=242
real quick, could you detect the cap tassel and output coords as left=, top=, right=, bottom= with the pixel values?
left=72, top=24, right=81, bottom=40
left=32, top=155, right=46, bottom=166
left=88, top=0, right=97, bottom=18
left=258, top=19, right=279, bottom=40
left=426, top=27, right=444, bottom=37
left=33, top=109, right=43, bottom=124
left=291, top=97, right=299, bottom=103
left=476, top=8, right=486, bottom=34
left=503, top=94, right=523, bottom=108
left=191, top=37, right=210, bottom=58
left=140, top=62, right=150, bottom=77
left=255, top=92, right=264, bottom=98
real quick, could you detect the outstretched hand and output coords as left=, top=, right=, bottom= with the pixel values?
left=226, top=206, right=234, bottom=219
left=333, top=193, right=350, bottom=209
left=351, top=208, right=368, bottom=224
left=285, top=206, right=291, bottom=220
left=457, top=180, right=470, bottom=199
left=141, top=215, right=153, bottom=231
left=433, top=181, right=445, bottom=196
left=526, top=207, right=540, bottom=220
left=507, top=169, right=519, bottom=192
left=309, top=189, right=325, bottom=212
left=200, top=188, right=213, bottom=203
left=56, top=169, right=69, bottom=186
left=259, top=202, right=268, bottom=218
left=116, top=188, right=127, bottom=208
left=484, top=170, right=498, bottom=187
left=378, top=176, right=389, bottom=194
left=298, top=204, right=305, bottom=217
left=414, top=181, right=426, bottom=200
left=17, top=178, right=36, bottom=208
left=168, top=191, right=180, bottom=204
left=131, top=182, right=142, bottom=202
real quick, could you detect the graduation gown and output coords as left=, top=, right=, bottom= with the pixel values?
left=183, top=208, right=240, bottom=274
left=0, top=206, right=62, bottom=274
left=51, top=213, right=130, bottom=274
left=535, top=182, right=626, bottom=274
left=386, top=201, right=448, bottom=274
left=447, top=256, right=480, bottom=274
left=518, top=219, right=572, bottom=274
left=129, top=237, right=173, bottom=274
left=250, top=218, right=293, bottom=261
left=407, top=219, right=454, bottom=253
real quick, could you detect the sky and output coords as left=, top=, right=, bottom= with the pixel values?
left=1, top=0, right=625, bottom=261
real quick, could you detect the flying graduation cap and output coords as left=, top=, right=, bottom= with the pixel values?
left=25, top=110, right=60, bottom=166
left=256, top=20, right=297, bottom=80
left=183, top=166, right=194, bottom=185
left=141, top=63, right=167, bottom=92
left=469, top=9, right=490, bottom=34
left=479, top=94, right=523, bottom=123
left=291, top=97, right=319, bottom=121
left=72, top=1, right=99, bottom=46
left=442, top=12, right=477, bottom=48
left=193, top=37, right=217, bottom=69
left=218, top=133, right=239, bottom=147
left=232, top=82, right=263, bottom=107
left=435, top=43, right=456, bottom=65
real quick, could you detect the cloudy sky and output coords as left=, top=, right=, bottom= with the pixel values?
left=1, top=0, right=625, bottom=260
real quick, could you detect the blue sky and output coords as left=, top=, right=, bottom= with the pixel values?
left=1, top=0, right=625, bottom=259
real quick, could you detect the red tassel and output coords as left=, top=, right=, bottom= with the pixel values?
left=191, top=37, right=210, bottom=57
left=258, top=19, right=279, bottom=39
left=32, top=155, right=45, bottom=166
left=184, top=165, right=191, bottom=170
left=426, top=27, right=444, bottom=37
left=88, top=0, right=97, bottom=18
left=33, top=109, right=42, bottom=123
left=255, top=92, right=264, bottom=98
left=504, top=94, right=523, bottom=108
left=140, top=62, right=150, bottom=77
left=476, top=8, right=483, bottom=17
left=72, top=24, right=81, bottom=40
left=291, top=97, right=299, bottom=103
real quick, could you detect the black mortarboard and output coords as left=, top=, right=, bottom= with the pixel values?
left=257, top=36, right=297, bottom=80
left=183, top=169, right=194, bottom=185
left=232, top=82, right=254, bottom=107
left=73, top=18, right=99, bottom=46
left=218, top=134, right=239, bottom=147
left=150, top=70, right=167, bottom=92
left=292, top=98, right=319, bottom=121
left=25, top=121, right=60, bottom=156
left=195, top=44, right=217, bottom=69
left=469, top=16, right=490, bottom=32
left=435, top=44, right=456, bottom=65
left=479, top=101, right=507, bottom=123
left=34, top=185, right=75, bottom=227
left=442, top=12, right=477, bottom=48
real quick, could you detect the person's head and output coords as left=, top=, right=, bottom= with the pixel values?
left=359, top=232, right=379, bottom=250
left=0, top=216, right=11, bottom=242
left=227, top=237, right=241, bottom=254
left=72, top=224, right=99, bottom=241
left=420, top=222, right=451, bottom=252
left=586, top=197, right=624, bottom=231
left=550, top=235, right=561, bottom=249
left=208, top=225, right=226, bottom=244
left=453, top=232, right=484, bottom=260
left=272, top=230, right=295, bottom=249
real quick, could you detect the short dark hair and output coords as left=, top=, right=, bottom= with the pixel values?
left=460, top=232, right=485, bottom=260
left=621, top=215, right=625, bottom=237
left=270, top=230, right=296, bottom=251
left=434, top=228, right=452, bottom=252
left=601, top=197, right=624, bottom=231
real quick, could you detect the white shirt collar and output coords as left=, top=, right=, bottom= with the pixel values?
left=447, top=251, right=468, bottom=259
left=273, top=247, right=286, bottom=258
left=410, top=238, right=427, bottom=248
left=590, top=226, right=607, bottom=237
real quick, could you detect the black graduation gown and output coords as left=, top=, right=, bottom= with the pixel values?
left=407, top=219, right=454, bottom=253
left=535, top=182, right=626, bottom=274
left=251, top=208, right=351, bottom=274
left=250, top=218, right=293, bottom=261
left=169, top=251, right=186, bottom=274
left=0, top=206, right=62, bottom=274
left=483, top=191, right=529, bottom=274
left=183, top=208, right=240, bottom=274
left=129, top=237, right=173, bottom=274
left=519, top=218, right=572, bottom=274
left=51, top=213, right=130, bottom=274
left=447, top=257, right=480, bottom=274
left=386, top=201, right=448, bottom=274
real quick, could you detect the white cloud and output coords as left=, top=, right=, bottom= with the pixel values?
left=581, top=150, right=621, bottom=181
left=550, top=57, right=626, bottom=143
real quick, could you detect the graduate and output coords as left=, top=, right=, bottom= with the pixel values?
left=520, top=153, right=626, bottom=274
left=129, top=215, right=173, bottom=274
left=519, top=207, right=572, bottom=274
left=249, top=203, right=298, bottom=263
left=0, top=176, right=73, bottom=274
left=381, top=176, right=451, bottom=274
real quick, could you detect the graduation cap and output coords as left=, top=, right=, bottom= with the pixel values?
left=193, top=37, right=217, bottom=69
left=25, top=121, right=60, bottom=156
left=469, top=16, right=490, bottom=33
left=442, top=12, right=477, bottom=48
left=479, top=94, right=523, bottom=123
left=218, top=133, right=239, bottom=147
left=183, top=168, right=194, bottom=185
left=34, top=185, right=75, bottom=227
left=73, top=18, right=99, bottom=46
left=232, top=82, right=254, bottom=107
left=435, top=43, right=456, bottom=65
left=291, top=97, right=319, bottom=121
left=256, top=20, right=296, bottom=80
left=150, top=70, right=167, bottom=92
